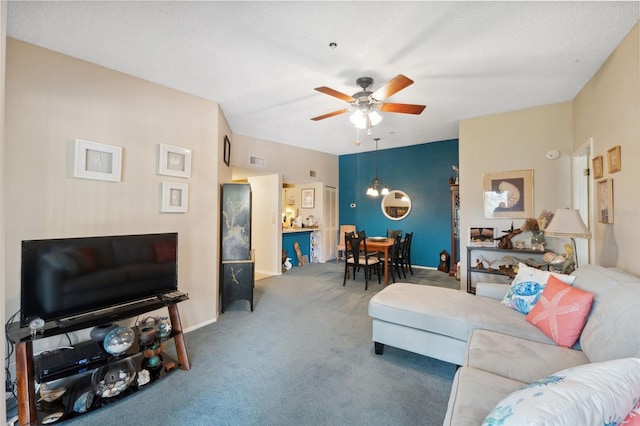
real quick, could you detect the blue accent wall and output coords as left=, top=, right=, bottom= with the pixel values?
left=339, top=139, right=459, bottom=268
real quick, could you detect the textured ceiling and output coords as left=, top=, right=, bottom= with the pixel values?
left=6, top=1, right=640, bottom=155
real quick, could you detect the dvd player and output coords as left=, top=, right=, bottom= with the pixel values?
left=34, top=340, right=107, bottom=382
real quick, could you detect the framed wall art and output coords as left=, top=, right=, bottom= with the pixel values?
left=483, top=169, right=533, bottom=219
left=223, top=135, right=231, bottom=167
left=158, top=144, right=191, bottom=178
left=592, top=155, right=604, bottom=179
left=607, top=145, right=621, bottom=173
left=74, top=139, right=122, bottom=182
left=468, top=227, right=497, bottom=247
left=161, top=182, right=189, bottom=213
left=597, top=178, right=613, bottom=224
left=301, top=188, right=315, bottom=209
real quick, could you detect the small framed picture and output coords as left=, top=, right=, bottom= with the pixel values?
left=607, top=145, right=621, bottom=173
left=158, top=144, right=191, bottom=178
left=592, top=155, right=604, bottom=179
left=301, top=188, right=315, bottom=209
left=223, top=135, right=231, bottom=167
left=468, top=227, right=496, bottom=247
left=74, top=139, right=122, bottom=182
left=597, top=179, right=613, bottom=224
left=161, top=182, right=189, bottom=213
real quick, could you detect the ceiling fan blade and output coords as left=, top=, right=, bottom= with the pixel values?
left=311, top=109, right=349, bottom=121
left=370, top=74, right=414, bottom=101
left=314, top=87, right=355, bottom=103
left=380, top=103, right=426, bottom=115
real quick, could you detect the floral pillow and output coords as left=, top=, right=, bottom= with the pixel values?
left=501, top=263, right=576, bottom=314
left=482, top=358, right=640, bottom=426
left=526, top=274, right=594, bottom=348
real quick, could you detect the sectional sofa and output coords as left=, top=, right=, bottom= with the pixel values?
left=368, top=264, right=640, bottom=425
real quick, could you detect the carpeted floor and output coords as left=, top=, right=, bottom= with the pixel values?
left=64, top=262, right=458, bottom=426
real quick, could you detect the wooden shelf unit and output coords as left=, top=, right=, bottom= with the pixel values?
left=466, top=246, right=550, bottom=294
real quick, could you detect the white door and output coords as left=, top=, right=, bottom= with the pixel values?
left=322, top=186, right=337, bottom=262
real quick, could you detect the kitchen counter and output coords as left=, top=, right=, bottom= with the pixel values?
left=282, top=227, right=319, bottom=233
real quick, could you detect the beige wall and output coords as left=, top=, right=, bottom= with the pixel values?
left=573, top=23, right=640, bottom=274
left=459, top=102, right=575, bottom=287
left=4, top=39, right=221, bottom=331
left=231, top=133, right=338, bottom=187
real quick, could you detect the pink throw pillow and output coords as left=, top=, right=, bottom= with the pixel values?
left=526, top=274, right=594, bottom=348
left=623, top=397, right=640, bottom=425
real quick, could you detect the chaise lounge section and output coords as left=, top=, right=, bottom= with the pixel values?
left=369, top=264, right=640, bottom=424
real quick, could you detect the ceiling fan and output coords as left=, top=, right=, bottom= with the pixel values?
left=311, top=74, right=426, bottom=133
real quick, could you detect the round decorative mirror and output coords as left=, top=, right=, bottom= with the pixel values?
left=381, top=190, right=412, bottom=220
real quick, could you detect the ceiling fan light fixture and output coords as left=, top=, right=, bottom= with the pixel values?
left=350, top=110, right=367, bottom=129
left=369, top=110, right=383, bottom=126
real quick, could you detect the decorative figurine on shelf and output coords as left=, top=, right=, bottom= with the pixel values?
left=452, top=165, right=459, bottom=184
left=497, top=222, right=522, bottom=249
left=475, top=258, right=484, bottom=269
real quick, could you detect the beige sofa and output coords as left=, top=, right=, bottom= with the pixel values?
left=368, top=265, right=640, bottom=425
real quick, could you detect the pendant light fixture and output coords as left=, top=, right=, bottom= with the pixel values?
left=366, top=138, right=389, bottom=197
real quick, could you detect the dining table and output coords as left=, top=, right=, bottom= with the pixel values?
left=363, top=237, right=395, bottom=285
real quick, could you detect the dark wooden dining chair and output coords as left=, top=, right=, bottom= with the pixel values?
left=343, top=232, right=381, bottom=290
left=386, top=229, right=402, bottom=239
left=380, top=233, right=403, bottom=283
left=397, top=232, right=413, bottom=277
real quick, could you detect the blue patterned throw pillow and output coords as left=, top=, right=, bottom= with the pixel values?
left=500, top=263, right=575, bottom=314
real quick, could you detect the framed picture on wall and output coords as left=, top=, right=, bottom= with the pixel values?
left=483, top=169, right=533, bottom=219
left=158, top=144, right=191, bottom=178
left=301, top=188, right=315, bottom=208
left=592, top=155, right=604, bottom=179
left=468, top=227, right=497, bottom=247
left=223, top=135, right=231, bottom=167
left=607, top=145, right=621, bottom=173
left=597, top=178, right=613, bottom=224
left=161, top=182, right=189, bottom=213
left=73, top=139, right=122, bottom=182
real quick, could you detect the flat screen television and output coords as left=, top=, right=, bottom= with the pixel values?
left=20, top=233, right=178, bottom=327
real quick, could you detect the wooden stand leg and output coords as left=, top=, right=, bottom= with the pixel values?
left=168, top=304, right=191, bottom=371
left=16, top=341, right=37, bottom=426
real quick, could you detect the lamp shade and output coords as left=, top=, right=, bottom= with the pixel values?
left=544, top=209, right=591, bottom=239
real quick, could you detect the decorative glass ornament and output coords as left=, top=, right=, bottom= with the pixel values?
left=103, top=326, right=135, bottom=356
left=157, top=316, right=172, bottom=338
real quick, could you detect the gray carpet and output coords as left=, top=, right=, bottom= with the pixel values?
left=65, top=262, right=458, bottom=426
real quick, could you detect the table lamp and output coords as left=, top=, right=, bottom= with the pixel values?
left=544, top=208, right=591, bottom=268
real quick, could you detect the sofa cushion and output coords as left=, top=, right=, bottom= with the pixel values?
left=482, top=357, right=640, bottom=426
left=525, top=275, right=594, bottom=348
left=444, top=366, right=525, bottom=426
left=501, top=263, right=575, bottom=314
left=465, top=329, right=589, bottom=384
left=368, top=284, right=556, bottom=346
left=580, top=281, right=640, bottom=363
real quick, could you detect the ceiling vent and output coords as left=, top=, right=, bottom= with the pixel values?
left=249, top=156, right=265, bottom=167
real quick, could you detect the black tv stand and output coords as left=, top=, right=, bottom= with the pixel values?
left=7, top=299, right=190, bottom=425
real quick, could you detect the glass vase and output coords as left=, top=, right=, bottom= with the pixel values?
left=531, top=231, right=546, bottom=251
